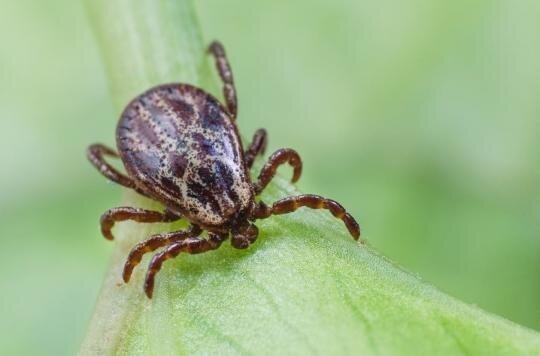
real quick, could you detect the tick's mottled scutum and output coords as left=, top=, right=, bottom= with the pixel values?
left=87, top=41, right=361, bottom=298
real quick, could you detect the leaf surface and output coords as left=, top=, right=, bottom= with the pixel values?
left=81, top=0, right=540, bottom=354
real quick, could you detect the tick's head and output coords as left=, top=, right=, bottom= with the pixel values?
left=230, top=221, right=259, bottom=249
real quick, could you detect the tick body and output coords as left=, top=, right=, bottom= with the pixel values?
left=88, top=41, right=361, bottom=298
left=117, top=83, right=252, bottom=230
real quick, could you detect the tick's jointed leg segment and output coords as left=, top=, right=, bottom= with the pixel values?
left=144, top=232, right=228, bottom=298
left=99, top=207, right=181, bottom=240
left=245, top=128, right=268, bottom=169
left=254, top=148, right=303, bottom=193
left=255, top=194, right=361, bottom=240
left=87, top=144, right=135, bottom=189
left=122, top=225, right=202, bottom=283
left=208, top=41, right=237, bottom=119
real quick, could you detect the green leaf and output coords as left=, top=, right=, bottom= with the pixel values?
left=81, top=0, right=540, bottom=354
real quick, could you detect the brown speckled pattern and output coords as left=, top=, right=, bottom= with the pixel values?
left=117, top=84, right=252, bottom=229
left=86, top=40, right=361, bottom=298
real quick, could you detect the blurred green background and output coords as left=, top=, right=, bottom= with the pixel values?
left=1, top=0, right=540, bottom=354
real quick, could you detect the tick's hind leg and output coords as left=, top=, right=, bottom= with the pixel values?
left=245, top=129, right=268, bottom=169
left=208, top=41, right=237, bottom=119
left=256, top=194, right=361, bottom=241
left=87, top=144, right=134, bottom=189
left=100, top=207, right=181, bottom=240
left=144, top=232, right=227, bottom=298
left=254, top=148, right=303, bottom=194
left=122, top=225, right=202, bottom=283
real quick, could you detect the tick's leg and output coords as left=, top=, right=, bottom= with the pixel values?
left=208, top=41, right=237, bottom=119
left=254, top=148, right=303, bottom=194
left=144, top=232, right=228, bottom=298
left=122, top=225, right=202, bottom=283
left=255, top=195, right=361, bottom=240
left=245, top=129, right=268, bottom=169
left=100, top=207, right=181, bottom=241
left=87, top=144, right=135, bottom=189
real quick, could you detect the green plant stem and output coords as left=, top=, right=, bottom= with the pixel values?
left=81, top=0, right=540, bottom=354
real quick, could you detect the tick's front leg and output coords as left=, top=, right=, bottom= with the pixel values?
left=254, top=194, right=361, bottom=241
left=143, top=232, right=228, bottom=298
left=254, top=148, right=303, bottom=194
left=122, top=224, right=202, bottom=283
left=100, top=207, right=181, bottom=240
left=245, top=128, right=268, bottom=169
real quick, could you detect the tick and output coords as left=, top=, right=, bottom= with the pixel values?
left=87, top=41, right=361, bottom=298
